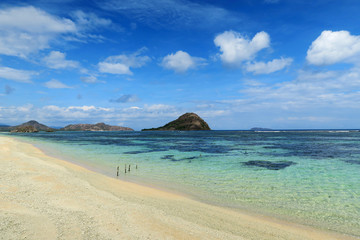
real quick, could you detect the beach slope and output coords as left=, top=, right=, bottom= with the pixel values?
left=0, top=136, right=356, bottom=240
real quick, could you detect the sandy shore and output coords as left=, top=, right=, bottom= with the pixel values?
left=0, top=135, right=357, bottom=240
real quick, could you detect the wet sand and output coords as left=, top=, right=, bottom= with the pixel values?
left=0, top=135, right=357, bottom=240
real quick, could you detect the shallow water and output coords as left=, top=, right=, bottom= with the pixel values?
left=6, top=130, right=360, bottom=237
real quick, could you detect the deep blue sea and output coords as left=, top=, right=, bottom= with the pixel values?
left=6, top=130, right=360, bottom=237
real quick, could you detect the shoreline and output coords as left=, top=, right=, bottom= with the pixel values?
left=0, top=135, right=358, bottom=240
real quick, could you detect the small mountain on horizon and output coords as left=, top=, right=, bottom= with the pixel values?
left=11, top=120, right=55, bottom=133
left=142, top=112, right=211, bottom=131
left=61, top=122, right=134, bottom=131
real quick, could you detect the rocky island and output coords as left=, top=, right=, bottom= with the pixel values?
left=2, top=121, right=134, bottom=132
left=142, top=112, right=210, bottom=131
left=61, top=122, right=133, bottom=131
left=11, top=120, right=55, bottom=133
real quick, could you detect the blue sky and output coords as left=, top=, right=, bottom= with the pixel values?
left=1, top=0, right=360, bottom=130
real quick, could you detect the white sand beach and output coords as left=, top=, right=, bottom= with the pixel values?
left=0, top=135, right=357, bottom=240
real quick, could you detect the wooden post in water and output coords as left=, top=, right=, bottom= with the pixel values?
left=116, top=166, right=119, bottom=176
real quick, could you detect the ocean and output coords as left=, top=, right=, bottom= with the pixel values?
left=6, top=130, right=360, bottom=237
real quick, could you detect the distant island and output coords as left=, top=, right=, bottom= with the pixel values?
left=11, top=120, right=55, bottom=133
left=250, top=127, right=273, bottom=131
left=61, top=123, right=133, bottom=131
left=142, top=112, right=210, bottom=131
left=0, top=120, right=133, bottom=133
left=2, top=114, right=211, bottom=132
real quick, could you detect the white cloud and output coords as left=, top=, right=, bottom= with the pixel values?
left=67, top=106, right=111, bottom=111
left=182, top=66, right=360, bottom=128
left=129, top=106, right=141, bottom=110
left=42, top=105, right=62, bottom=111
left=98, top=49, right=150, bottom=75
left=41, top=105, right=93, bottom=120
left=69, top=10, right=115, bottom=42
left=246, top=57, right=293, bottom=74
left=0, top=6, right=76, bottom=58
left=143, top=104, right=175, bottom=112
left=307, top=30, right=360, bottom=65
left=98, top=62, right=132, bottom=75
left=0, top=66, right=36, bottom=83
left=161, top=50, right=206, bottom=73
left=297, top=69, right=337, bottom=82
left=238, top=67, right=360, bottom=111
left=81, top=75, right=104, bottom=83
left=43, top=51, right=79, bottom=69
left=71, top=10, right=112, bottom=31
left=17, top=104, right=34, bottom=112
left=44, top=79, right=72, bottom=89
left=214, top=30, right=270, bottom=67
left=0, top=6, right=75, bottom=33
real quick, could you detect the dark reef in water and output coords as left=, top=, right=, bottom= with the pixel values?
left=344, top=159, right=360, bottom=165
left=123, top=150, right=150, bottom=154
left=242, top=160, right=296, bottom=170
left=161, top=154, right=198, bottom=162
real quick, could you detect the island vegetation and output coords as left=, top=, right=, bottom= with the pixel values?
left=142, top=112, right=210, bottom=131
left=61, top=122, right=133, bottom=131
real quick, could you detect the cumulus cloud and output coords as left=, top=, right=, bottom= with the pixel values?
left=161, top=50, right=206, bottom=73
left=110, top=94, right=140, bottom=103
left=0, top=6, right=76, bottom=58
left=0, top=66, right=36, bottom=83
left=214, top=30, right=270, bottom=67
left=98, top=49, right=150, bottom=75
left=38, top=105, right=108, bottom=121
left=43, top=51, right=79, bottom=69
left=44, top=79, right=72, bottom=89
left=246, top=57, right=293, bottom=74
left=307, top=30, right=360, bottom=65
left=67, top=106, right=111, bottom=111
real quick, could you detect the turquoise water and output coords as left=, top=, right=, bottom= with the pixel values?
left=6, top=131, right=360, bottom=237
